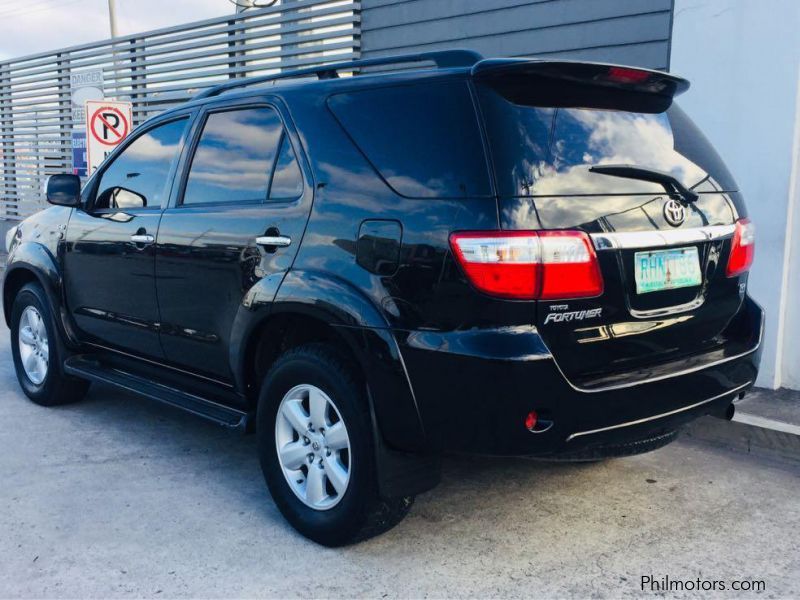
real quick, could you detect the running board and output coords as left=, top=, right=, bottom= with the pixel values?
left=63, top=355, right=248, bottom=430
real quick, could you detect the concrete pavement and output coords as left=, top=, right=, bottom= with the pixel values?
left=0, top=320, right=799, bottom=598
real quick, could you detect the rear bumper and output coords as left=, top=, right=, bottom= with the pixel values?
left=396, top=297, right=763, bottom=456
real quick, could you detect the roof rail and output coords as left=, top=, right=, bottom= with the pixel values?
left=193, top=49, right=483, bottom=99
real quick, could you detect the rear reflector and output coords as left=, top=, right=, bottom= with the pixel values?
left=525, top=410, right=538, bottom=431
left=449, top=230, right=603, bottom=300
left=726, top=218, right=755, bottom=277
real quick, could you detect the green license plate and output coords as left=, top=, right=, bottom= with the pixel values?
left=634, top=247, right=702, bottom=294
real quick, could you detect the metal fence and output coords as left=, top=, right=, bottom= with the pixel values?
left=0, top=0, right=360, bottom=221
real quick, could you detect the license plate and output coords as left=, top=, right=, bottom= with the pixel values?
left=634, top=247, right=702, bottom=294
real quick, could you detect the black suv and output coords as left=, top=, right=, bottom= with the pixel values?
left=3, top=51, right=763, bottom=545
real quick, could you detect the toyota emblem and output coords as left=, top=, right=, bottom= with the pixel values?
left=663, top=198, right=686, bottom=227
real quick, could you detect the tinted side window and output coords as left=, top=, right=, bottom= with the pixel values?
left=328, top=80, right=491, bottom=198
left=183, top=107, right=283, bottom=205
left=95, top=118, right=188, bottom=210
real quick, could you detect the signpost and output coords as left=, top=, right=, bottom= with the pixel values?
left=70, top=69, right=104, bottom=125
left=85, top=100, right=132, bottom=174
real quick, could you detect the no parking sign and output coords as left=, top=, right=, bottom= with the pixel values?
left=85, top=100, right=133, bottom=174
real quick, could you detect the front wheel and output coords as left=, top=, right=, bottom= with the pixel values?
left=10, top=282, right=90, bottom=406
left=257, top=343, right=412, bottom=546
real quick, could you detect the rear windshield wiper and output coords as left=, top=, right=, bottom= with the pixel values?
left=589, top=164, right=699, bottom=204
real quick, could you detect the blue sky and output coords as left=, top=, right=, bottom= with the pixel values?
left=0, top=0, right=236, bottom=60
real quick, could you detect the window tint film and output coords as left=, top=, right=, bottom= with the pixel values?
left=477, top=83, right=738, bottom=197
left=183, top=107, right=283, bottom=205
left=328, top=80, right=491, bottom=198
left=95, top=118, right=188, bottom=210
left=269, top=134, right=303, bottom=201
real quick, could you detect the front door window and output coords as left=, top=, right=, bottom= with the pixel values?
left=94, top=118, right=189, bottom=210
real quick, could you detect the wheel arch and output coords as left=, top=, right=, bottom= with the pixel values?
left=232, top=270, right=428, bottom=454
left=3, top=243, right=65, bottom=333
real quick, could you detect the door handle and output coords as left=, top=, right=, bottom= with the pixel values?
left=256, top=235, right=291, bottom=248
left=130, top=234, right=155, bottom=245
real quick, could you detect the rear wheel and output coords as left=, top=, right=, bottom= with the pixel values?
left=257, top=343, right=413, bottom=546
left=10, top=282, right=90, bottom=406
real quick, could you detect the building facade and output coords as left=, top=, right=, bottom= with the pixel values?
left=360, top=0, right=673, bottom=69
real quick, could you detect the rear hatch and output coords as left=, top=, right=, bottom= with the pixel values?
left=474, top=60, right=752, bottom=388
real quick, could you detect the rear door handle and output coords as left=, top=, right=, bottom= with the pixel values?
left=256, top=235, right=292, bottom=248
left=130, top=234, right=155, bottom=245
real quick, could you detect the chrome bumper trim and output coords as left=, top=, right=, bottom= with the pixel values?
left=628, top=295, right=705, bottom=319
left=590, top=224, right=735, bottom=251
left=565, top=381, right=752, bottom=442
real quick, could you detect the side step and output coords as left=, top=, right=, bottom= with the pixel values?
left=64, top=355, right=248, bottom=430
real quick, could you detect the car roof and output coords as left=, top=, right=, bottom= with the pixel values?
left=175, top=65, right=472, bottom=113
left=152, top=50, right=483, bottom=121
left=152, top=50, right=689, bottom=122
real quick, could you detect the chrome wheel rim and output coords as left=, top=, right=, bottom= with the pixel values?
left=275, top=384, right=351, bottom=511
left=18, top=306, right=49, bottom=385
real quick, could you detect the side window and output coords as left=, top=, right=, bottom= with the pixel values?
left=182, top=106, right=302, bottom=206
left=327, top=80, right=491, bottom=198
left=94, top=118, right=188, bottom=210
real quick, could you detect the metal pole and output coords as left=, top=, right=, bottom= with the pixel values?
left=108, top=0, right=118, bottom=38
left=108, top=0, right=120, bottom=96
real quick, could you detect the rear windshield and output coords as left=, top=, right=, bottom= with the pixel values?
left=328, top=80, right=491, bottom=199
left=477, top=83, right=738, bottom=197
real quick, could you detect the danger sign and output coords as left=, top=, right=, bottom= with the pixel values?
left=85, top=100, right=133, bottom=174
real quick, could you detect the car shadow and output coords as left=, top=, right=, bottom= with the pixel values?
left=53, top=379, right=602, bottom=536
left=0, top=321, right=620, bottom=549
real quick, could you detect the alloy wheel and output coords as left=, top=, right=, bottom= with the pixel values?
left=18, top=305, right=49, bottom=385
left=275, top=383, right=351, bottom=510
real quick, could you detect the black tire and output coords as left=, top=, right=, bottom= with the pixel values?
left=257, top=343, right=413, bottom=546
left=10, top=282, right=90, bottom=406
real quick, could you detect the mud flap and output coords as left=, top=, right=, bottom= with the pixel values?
left=368, top=391, right=441, bottom=498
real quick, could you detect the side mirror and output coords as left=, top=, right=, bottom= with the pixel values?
left=46, top=174, right=82, bottom=207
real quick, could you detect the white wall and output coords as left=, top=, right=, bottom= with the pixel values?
left=671, top=0, right=800, bottom=388
left=780, top=86, right=800, bottom=389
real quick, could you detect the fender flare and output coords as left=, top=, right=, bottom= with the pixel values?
left=3, top=242, right=72, bottom=336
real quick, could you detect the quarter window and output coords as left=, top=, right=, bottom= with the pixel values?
left=94, top=118, right=188, bottom=210
left=269, top=134, right=304, bottom=201
left=327, top=81, right=491, bottom=199
left=182, top=107, right=303, bottom=205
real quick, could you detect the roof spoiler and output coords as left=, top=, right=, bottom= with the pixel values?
left=472, top=59, right=689, bottom=112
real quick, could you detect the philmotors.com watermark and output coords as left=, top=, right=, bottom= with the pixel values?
left=641, top=575, right=766, bottom=593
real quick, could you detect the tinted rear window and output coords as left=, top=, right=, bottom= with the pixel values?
left=328, top=80, right=491, bottom=198
left=477, top=84, right=738, bottom=197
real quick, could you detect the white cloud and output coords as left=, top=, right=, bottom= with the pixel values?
left=124, top=130, right=180, bottom=161
left=0, top=0, right=234, bottom=61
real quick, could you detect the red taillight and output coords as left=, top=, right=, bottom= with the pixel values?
left=537, top=232, right=605, bottom=300
left=726, top=218, right=755, bottom=277
left=607, top=66, right=651, bottom=84
left=449, top=230, right=603, bottom=300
